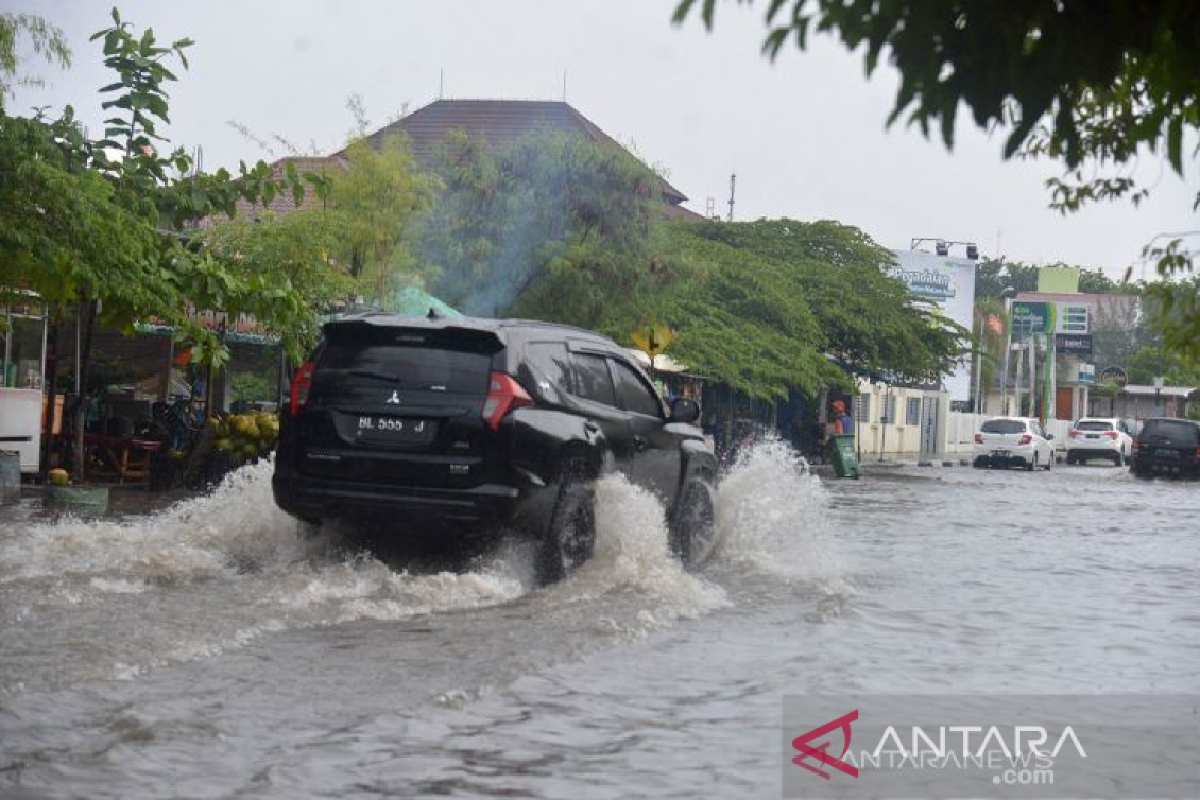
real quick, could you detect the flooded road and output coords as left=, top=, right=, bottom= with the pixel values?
left=2, top=444, right=1198, bottom=798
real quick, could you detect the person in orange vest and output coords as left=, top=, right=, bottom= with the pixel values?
left=831, top=399, right=854, bottom=435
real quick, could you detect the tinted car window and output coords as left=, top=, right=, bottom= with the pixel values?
left=1076, top=420, right=1114, bottom=432
left=611, top=360, right=663, bottom=418
left=318, top=341, right=490, bottom=393
left=571, top=353, right=616, bottom=406
left=1142, top=419, right=1200, bottom=444
left=981, top=419, right=1027, bottom=434
left=526, top=342, right=573, bottom=395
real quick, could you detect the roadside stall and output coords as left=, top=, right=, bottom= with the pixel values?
left=0, top=296, right=49, bottom=473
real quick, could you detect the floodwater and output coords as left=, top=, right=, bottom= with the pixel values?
left=1, top=443, right=1198, bottom=798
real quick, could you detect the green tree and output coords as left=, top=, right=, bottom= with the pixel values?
left=634, top=224, right=845, bottom=400
left=673, top=0, right=1200, bottom=358
left=972, top=298, right=1009, bottom=398
left=674, top=1, right=1197, bottom=193
left=420, top=129, right=664, bottom=325
left=0, top=10, right=337, bottom=357
left=0, top=12, right=71, bottom=109
left=1077, top=267, right=1123, bottom=295
left=681, top=218, right=967, bottom=383
left=0, top=10, right=340, bottom=475
left=1126, top=345, right=1200, bottom=387
left=324, top=135, right=439, bottom=306
left=194, top=211, right=352, bottom=363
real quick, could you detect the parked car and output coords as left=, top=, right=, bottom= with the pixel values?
left=1130, top=417, right=1200, bottom=479
left=272, top=312, right=718, bottom=583
left=1065, top=417, right=1135, bottom=465
left=973, top=417, right=1054, bottom=471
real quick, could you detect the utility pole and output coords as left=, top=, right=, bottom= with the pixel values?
left=727, top=173, right=736, bottom=222
left=1014, top=346, right=1023, bottom=418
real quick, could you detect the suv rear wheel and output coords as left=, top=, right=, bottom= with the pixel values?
left=670, top=474, right=716, bottom=568
left=534, top=460, right=596, bottom=585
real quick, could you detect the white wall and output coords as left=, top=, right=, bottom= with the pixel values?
left=852, top=380, right=935, bottom=457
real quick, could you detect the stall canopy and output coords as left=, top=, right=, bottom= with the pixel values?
left=385, top=287, right=463, bottom=318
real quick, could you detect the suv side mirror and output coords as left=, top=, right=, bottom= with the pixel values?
left=669, top=397, right=700, bottom=424
left=1046, top=434, right=1054, bottom=440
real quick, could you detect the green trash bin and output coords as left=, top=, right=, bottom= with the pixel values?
left=827, top=433, right=860, bottom=479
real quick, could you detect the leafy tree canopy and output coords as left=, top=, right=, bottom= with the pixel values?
left=1126, top=343, right=1200, bottom=387
left=681, top=219, right=967, bottom=384
left=673, top=0, right=1200, bottom=363
left=0, top=12, right=70, bottom=108
left=420, top=129, right=664, bottom=325
left=323, top=135, right=440, bottom=306
left=972, top=259, right=1126, bottom=300
left=632, top=224, right=845, bottom=400
left=674, top=1, right=1198, bottom=199
left=0, top=9, right=340, bottom=366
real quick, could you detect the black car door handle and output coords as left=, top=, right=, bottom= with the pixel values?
left=633, top=435, right=648, bottom=451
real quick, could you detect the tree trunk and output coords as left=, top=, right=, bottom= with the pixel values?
left=41, top=305, right=60, bottom=480
left=71, top=300, right=98, bottom=480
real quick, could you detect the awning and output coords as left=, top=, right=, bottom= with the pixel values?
left=385, top=287, right=463, bottom=318
left=627, top=349, right=689, bottom=374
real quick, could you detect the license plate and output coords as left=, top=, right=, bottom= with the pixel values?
left=356, top=416, right=435, bottom=442
left=991, top=450, right=1009, bottom=457
left=1154, top=448, right=1180, bottom=459
left=1086, top=434, right=1099, bottom=439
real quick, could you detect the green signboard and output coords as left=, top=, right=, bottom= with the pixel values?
left=1010, top=301, right=1056, bottom=337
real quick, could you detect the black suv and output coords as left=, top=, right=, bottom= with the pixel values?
left=1130, top=417, right=1200, bottom=479
left=272, top=313, right=718, bottom=582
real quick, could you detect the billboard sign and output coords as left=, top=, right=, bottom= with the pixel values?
left=1011, top=301, right=1054, bottom=337
left=1056, top=334, right=1093, bottom=355
left=891, top=251, right=977, bottom=401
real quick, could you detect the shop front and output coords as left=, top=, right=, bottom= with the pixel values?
left=0, top=297, right=49, bottom=472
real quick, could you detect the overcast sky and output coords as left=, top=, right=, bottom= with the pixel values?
left=10, top=0, right=1199, bottom=278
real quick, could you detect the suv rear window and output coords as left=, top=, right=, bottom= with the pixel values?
left=525, top=342, right=573, bottom=395
left=1141, top=419, right=1200, bottom=444
left=981, top=419, right=1027, bottom=434
left=1076, top=420, right=1114, bottom=432
left=317, top=327, right=495, bottom=394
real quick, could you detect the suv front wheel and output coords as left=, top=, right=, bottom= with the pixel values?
left=534, top=460, right=597, bottom=585
left=670, top=474, right=717, bottom=568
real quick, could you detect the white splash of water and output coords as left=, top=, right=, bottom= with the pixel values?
left=273, top=553, right=525, bottom=624
left=713, top=438, right=846, bottom=585
left=0, top=460, right=305, bottom=587
left=557, top=474, right=728, bottom=621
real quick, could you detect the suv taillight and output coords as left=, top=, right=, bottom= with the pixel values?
left=1133, top=438, right=1142, bottom=452
left=974, top=433, right=983, bottom=444
left=482, top=371, right=532, bottom=431
left=1018, top=434, right=1033, bottom=446
left=1103, top=431, right=1119, bottom=439
left=289, top=361, right=315, bottom=416
left=1068, top=430, right=1081, bottom=438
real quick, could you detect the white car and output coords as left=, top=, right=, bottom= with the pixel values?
left=1065, top=417, right=1135, bottom=465
left=973, top=417, right=1055, bottom=471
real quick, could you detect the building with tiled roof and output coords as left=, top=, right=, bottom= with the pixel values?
left=200, top=100, right=703, bottom=225
left=347, top=99, right=699, bottom=216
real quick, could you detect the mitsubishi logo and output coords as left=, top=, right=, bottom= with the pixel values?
left=386, top=390, right=401, bottom=405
